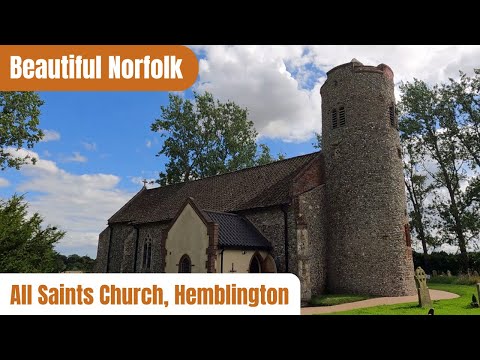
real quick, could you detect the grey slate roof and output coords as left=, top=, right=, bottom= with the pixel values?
left=205, top=211, right=271, bottom=250
left=109, top=151, right=320, bottom=224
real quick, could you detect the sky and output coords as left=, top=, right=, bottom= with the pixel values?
left=1, top=45, right=479, bottom=258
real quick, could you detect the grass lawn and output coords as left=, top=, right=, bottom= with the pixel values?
left=309, top=294, right=371, bottom=306
left=331, top=282, right=480, bottom=315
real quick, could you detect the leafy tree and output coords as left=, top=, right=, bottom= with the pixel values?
left=313, top=132, right=322, bottom=150
left=399, top=76, right=479, bottom=272
left=151, top=92, right=282, bottom=185
left=443, top=70, right=480, bottom=210
left=0, top=195, right=65, bottom=272
left=0, top=92, right=44, bottom=170
left=256, top=144, right=285, bottom=166
left=52, top=253, right=95, bottom=273
left=400, top=134, right=437, bottom=271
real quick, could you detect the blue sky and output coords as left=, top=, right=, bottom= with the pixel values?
left=1, top=45, right=479, bottom=258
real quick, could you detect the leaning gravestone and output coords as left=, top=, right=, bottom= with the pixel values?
left=432, top=270, right=438, bottom=277
left=447, top=270, right=452, bottom=277
left=414, top=267, right=432, bottom=308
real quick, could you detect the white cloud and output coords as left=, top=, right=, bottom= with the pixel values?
left=0, top=177, right=10, bottom=187
left=41, top=129, right=61, bottom=142
left=192, top=45, right=480, bottom=142
left=82, top=142, right=97, bottom=152
left=62, top=152, right=88, bottom=163
left=145, top=140, right=152, bottom=148
left=7, top=147, right=135, bottom=257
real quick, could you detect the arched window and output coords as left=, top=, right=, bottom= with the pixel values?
left=332, top=107, right=346, bottom=129
left=389, top=104, right=396, bottom=127
left=249, top=254, right=262, bottom=273
left=332, top=108, right=338, bottom=129
left=178, top=254, right=192, bottom=273
left=339, top=106, right=346, bottom=127
left=143, top=235, right=152, bottom=271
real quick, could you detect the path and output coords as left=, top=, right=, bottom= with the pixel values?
left=301, top=289, right=459, bottom=315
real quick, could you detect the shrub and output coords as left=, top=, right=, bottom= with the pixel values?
left=413, top=251, right=480, bottom=275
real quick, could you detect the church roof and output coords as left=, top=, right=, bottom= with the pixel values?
left=205, top=211, right=271, bottom=250
left=109, top=151, right=321, bottom=224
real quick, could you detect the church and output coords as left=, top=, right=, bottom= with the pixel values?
left=95, top=59, right=416, bottom=300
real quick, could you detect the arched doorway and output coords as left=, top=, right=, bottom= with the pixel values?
left=249, top=253, right=262, bottom=273
left=178, top=254, right=192, bottom=273
left=262, top=254, right=277, bottom=273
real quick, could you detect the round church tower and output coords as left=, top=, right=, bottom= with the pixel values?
left=321, top=59, right=416, bottom=296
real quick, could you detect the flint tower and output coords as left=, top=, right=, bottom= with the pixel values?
left=321, top=59, right=416, bottom=296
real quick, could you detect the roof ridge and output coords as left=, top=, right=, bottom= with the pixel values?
left=145, top=151, right=321, bottom=192
left=203, top=210, right=239, bottom=216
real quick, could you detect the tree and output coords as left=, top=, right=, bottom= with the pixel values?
left=151, top=91, right=282, bottom=185
left=256, top=143, right=285, bottom=166
left=313, top=132, right=322, bottom=150
left=444, top=70, right=480, bottom=209
left=399, top=77, right=479, bottom=272
left=0, top=195, right=65, bottom=272
left=0, top=92, right=44, bottom=170
left=399, top=130, right=437, bottom=271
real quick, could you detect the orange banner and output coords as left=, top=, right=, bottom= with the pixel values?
left=0, top=45, right=198, bottom=91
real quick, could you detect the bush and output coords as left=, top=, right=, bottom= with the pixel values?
left=429, top=275, right=480, bottom=285
left=413, top=251, right=480, bottom=275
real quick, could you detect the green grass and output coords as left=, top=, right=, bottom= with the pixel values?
left=309, top=294, right=371, bottom=306
left=329, top=282, right=480, bottom=315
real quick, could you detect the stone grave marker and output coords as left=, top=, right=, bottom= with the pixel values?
left=447, top=270, right=452, bottom=277
left=477, top=283, right=480, bottom=303
left=432, top=270, right=438, bottom=277
left=473, top=270, right=479, bottom=277
left=414, top=266, right=432, bottom=308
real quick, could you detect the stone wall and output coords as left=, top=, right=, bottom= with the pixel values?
left=107, top=223, right=133, bottom=273
left=94, top=226, right=110, bottom=272
left=321, top=60, right=415, bottom=296
left=120, top=227, right=136, bottom=272
left=296, top=185, right=327, bottom=299
left=241, top=207, right=288, bottom=273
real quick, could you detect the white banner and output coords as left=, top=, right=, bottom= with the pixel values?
left=0, top=273, right=300, bottom=315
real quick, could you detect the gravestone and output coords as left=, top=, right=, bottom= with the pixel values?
left=432, top=270, right=438, bottom=277
left=473, top=271, right=479, bottom=277
left=477, top=283, right=480, bottom=303
left=414, top=267, right=432, bottom=308
left=447, top=270, right=452, bottom=277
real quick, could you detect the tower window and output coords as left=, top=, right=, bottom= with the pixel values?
left=339, top=107, right=346, bottom=127
left=143, top=235, right=152, bottom=271
left=404, top=224, right=412, bottom=247
left=332, top=108, right=338, bottom=129
left=389, top=105, right=395, bottom=127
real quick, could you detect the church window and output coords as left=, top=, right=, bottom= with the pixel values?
left=404, top=224, right=412, bottom=247
left=339, top=107, right=346, bottom=127
left=389, top=105, right=395, bottom=127
left=332, top=108, right=338, bottom=129
left=143, top=235, right=152, bottom=271
left=179, top=254, right=192, bottom=273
